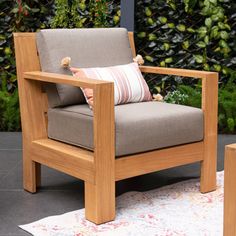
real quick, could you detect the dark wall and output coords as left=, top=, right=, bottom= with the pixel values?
left=120, top=0, right=135, bottom=31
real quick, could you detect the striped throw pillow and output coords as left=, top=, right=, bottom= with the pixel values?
left=70, top=62, right=152, bottom=107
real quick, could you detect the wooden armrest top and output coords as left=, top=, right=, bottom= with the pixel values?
left=139, top=66, right=218, bottom=79
left=24, top=71, right=113, bottom=89
left=226, top=144, right=236, bottom=151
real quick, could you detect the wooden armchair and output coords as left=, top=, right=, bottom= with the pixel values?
left=14, top=28, right=218, bottom=225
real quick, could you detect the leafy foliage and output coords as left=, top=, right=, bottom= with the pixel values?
left=51, top=0, right=120, bottom=28
left=0, top=0, right=54, bottom=131
left=0, top=88, right=20, bottom=131
left=218, top=69, right=236, bottom=133
left=164, top=86, right=201, bottom=107
left=165, top=70, right=236, bottom=133
left=135, top=0, right=236, bottom=88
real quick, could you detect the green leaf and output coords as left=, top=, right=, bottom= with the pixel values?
left=224, top=24, right=231, bottom=31
left=145, top=7, right=152, bottom=17
left=222, top=47, right=231, bottom=54
left=165, top=57, right=173, bottom=63
left=147, top=18, right=154, bottom=25
left=169, top=2, right=176, bottom=10
left=196, top=41, right=206, bottom=48
left=197, top=26, right=207, bottom=37
left=148, top=33, right=157, bottom=41
left=194, top=55, right=204, bottom=63
left=227, top=118, right=235, bottom=132
left=113, top=15, right=120, bottom=24
left=163, top=43, right=170, bottom=50
left=158, top=16, right=167, bottom=24
left=211, top=14, right=219, bottom=21
left=205, top=18, right=212, bottom=28
left=155, top=86, right=161, bottom=93
left=79, top=3, right=86, bottom=11
left=214, top=47, right=221, bottom=52
left=137, top=32, right=146, bottom=38
left=204, top=35, right=209, bottom=44
left=210, top=26, right=219, bottom=38
left=187, top=27, right=195, bottom=33
left=213, top=64, right=221, bottom=71
left=167, top=23, right=175, bottom=28
left=145, top=56, right=154, bottom=62
left=4, top=47, right=12, bottom=55
left=11, top=8, right=18, bottom=13
left=219, top=39, right=228, bottom=48
left=203, top=63, right=210, bottom=71
left=209, top=0, right=217, bottom=5
left=160, top=61, right=166, bottom=67
left=184, top=0, right=198, bottom=12
left=220, top=31, right=229, bottom=40
left=218, top=22, right=225, bottom=29
left=177, top=24, right=186, bottom=32
left=182, top=40, right=189, bottom=50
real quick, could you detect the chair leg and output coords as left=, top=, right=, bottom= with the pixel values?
left=23, top=149, right=40, bottom=193
left=224, top=145, right=236, bottom=236
left=36, top=162, right=41, bottom=187
left=85, top=181, right=115, bottom=224
left=200, top=139, right=217, bottom=193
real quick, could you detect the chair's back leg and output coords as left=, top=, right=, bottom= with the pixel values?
left=200, top=74, right=218, bottom=193
left=14, top=33, right=47, bottom=192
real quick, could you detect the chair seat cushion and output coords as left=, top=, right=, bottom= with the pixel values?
left=48, top=101, right=204, bottom=156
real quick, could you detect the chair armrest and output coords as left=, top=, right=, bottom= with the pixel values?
left=24, top=71, right=112, bottom=89
left=140, top=65, right=218, bottom=156
left=24, top=71, right=115, bottom=161
left=139, top=66, right=217, bottom=79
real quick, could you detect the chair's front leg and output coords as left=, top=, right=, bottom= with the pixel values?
left=85, top=177, right=115, bottom=224
left=200, top=74, right=218, bottom=193
left=85, top=83, right=115, bottom=224
left=224, top=144, right=236, bottom=236
left=200, top=136, right=217, bottom=193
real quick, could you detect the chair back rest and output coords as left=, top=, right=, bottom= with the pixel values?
left=36, top=28, right=135, bottom=107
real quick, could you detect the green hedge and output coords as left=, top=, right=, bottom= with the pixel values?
left=0, top=0, right=236, bottom=133
left=165, top=69, right=236, bottom=133
left=51, top=0, right=120, bottom=28
left=0, top=0, right=54, bottom=131
left=136, top=0, right=236, bottom=86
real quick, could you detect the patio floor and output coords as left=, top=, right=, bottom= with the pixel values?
left=0, top=132, right=235, bottom=236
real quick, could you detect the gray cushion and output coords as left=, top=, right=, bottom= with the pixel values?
left=36, top=28, right=134, bottom=107
left=48, top=102, right=204, bottom=156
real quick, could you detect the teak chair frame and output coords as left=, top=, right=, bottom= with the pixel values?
left=14, top=32, right=218, bottom=224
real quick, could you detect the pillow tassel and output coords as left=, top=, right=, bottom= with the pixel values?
left=133, top=54, right=145, bottom=65
left=61, top=57, right=71, bottom=68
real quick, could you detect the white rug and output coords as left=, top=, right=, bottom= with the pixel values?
left=19, top=172, right=224, bottom=236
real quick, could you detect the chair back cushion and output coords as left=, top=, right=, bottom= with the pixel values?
left=36, top=28, right=134, bottom=107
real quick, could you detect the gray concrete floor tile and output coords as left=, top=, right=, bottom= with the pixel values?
left=0, top=132, right=22, bottom=150
left=0, top=150, right=21, bottom=172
